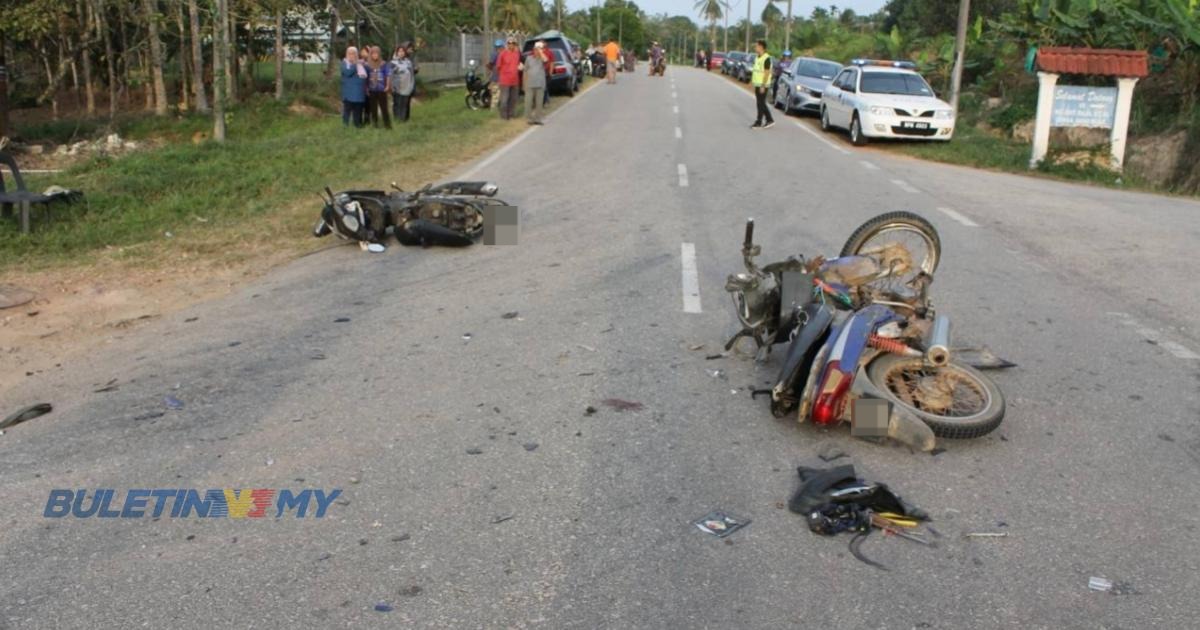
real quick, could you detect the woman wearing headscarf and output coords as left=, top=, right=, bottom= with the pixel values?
left=390, top=45, right=415, bottom=122
left=339, top=46, right=367, bottom=127
left=364, top=45, right=392, bottom=129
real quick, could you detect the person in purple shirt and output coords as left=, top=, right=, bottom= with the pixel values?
left=364, top=46, right=392, bottom=129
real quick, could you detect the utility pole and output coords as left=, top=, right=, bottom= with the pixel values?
left=723, top=1, right=731, bottom=51
left=595, top=1, right=601, bottom=42
left=483, top=0, right=490, bottom=59
left=784, top=0, right=792, bottom=51
left=0, top=35, right=8, bottom=138
left=744, top=0, right=751, bottom=52
left=949, top=0, right=970, bottom=113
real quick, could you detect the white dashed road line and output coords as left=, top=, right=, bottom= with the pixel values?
left=936, top=207, right=980, bottom=227
left=891, top=179, right=921, bottom=193
left=677, top=163, right=689, bottom=187
left=675, top=126, right=682, bottom=139
left=672, top=91, right=677, bottom=99
left=860, top=161, right=879, bottom=170
left=791, top=120, right=851, bottom=155
left=673, top=105, right=679, bottom=114
left=681, top=243, right=703, bottom=313
left=1109, top=312, right=1200, bottom=360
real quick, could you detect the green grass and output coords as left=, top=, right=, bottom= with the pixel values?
left=0, top=90, right=524, bottom=271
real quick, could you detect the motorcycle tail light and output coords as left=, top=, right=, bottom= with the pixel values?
left=811, top=360, right=852, bottom=425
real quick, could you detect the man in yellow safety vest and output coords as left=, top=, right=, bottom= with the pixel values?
left=750, top=40, right=775, bottom=129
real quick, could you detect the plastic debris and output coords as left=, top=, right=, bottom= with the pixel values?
left=577, top=344, right=597, bottom=352
left=1, top=403, right=52, bottom=430
left=601, top=398, right=643, bottom=412
left=1088, top=577, right=1113, bottom=592
left=964, top=532, right=1008, bottom=538
left=94, top=379, right=119, bottom=393
left=374, top=603, right=394, bottom=612
left=466, top=448, right=483, bottom=455
left=462, top=333, right=473, bottom=341
left=522, top=443, right=539, bottom=452
left=694, top=510, right=751, bottom=538
left=334, top=317, right=351, bottom=323
left=164, top=396, right=185, bottom=410
left=501, top=311, right=519, bottom=319
left=492, top=515, right=514, bottom=524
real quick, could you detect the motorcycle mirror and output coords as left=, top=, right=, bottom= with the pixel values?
left=468, top=59, right=477, bottom=67
left=323, top=186, right=335, bottom=204
left=390, top=181, right=404, bottom=193
left=743, top=218, right=755, bottom=249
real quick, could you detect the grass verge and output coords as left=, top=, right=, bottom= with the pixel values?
left=0, top=87, right=554, bottom=274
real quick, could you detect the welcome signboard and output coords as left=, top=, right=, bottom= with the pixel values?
left=1051, top=86, right=1118, bottom=128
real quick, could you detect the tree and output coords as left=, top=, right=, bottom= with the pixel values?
left=694, top=0, right=723, bottom=49
left=493, top=0, right=540, bottom=32
left=142, top=0, right=168, bottom=115
left=762, top=2, right=781, bottom=43
left=213, top=0, right=227, bottom=142
left=188, top=0, right=209, bottom=112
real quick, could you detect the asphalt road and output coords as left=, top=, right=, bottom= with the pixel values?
left=3, top=67, right=1200, bottom=630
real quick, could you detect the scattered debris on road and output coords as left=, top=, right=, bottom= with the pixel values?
left=522, top=442, right=539, bottom=452
left=584, top=406, right=597, bottom=416
left=954, top=346, right=1018, bottom=370
left=964, top=532, right=1008, bottom=538
left=164, top=396, right=184, bottom=410
left=1089, top=577, right=1114, bottom=592
left=693, top=510, right=751, bottom=538
left=0, top=403, right=52, bottom=430
left=466, top=448, right=483, bottom=455
left=501, top=311, right=519, bottom=319
left=374, top=603, right=394, bottom=612
left=492, top=515, right=514, bottom=524
left=601, top=398, right=643, bottom=412
left=94, top=379, right=119, bottom=393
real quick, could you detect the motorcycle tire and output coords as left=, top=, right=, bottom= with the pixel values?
left=866, top=354, right=1005, bottom=439
left=839, top=211, right=941, bottom=276
left=481, top=90, right=492, bottom=108
left=466, top=93, right=481, bottom=110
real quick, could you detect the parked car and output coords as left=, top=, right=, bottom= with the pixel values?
left=709, top=51, right=726, bottom=71
left=522, top=29, right=580, bottom=73
left=820, top=59, right=955, bottom=145
left=720, top=52, right=736, bottom=75
left=773, top=57, right=842, bottom=115
left=548, top=49, right=580, bottom=95
left=729, top=52, right=748, bottom=82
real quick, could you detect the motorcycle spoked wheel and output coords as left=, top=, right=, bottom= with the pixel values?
left=866, top=354, right=1005, bottom=439
left=840, top=211, right=941, bottom=278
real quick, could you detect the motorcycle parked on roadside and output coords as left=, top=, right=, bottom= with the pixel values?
left=314, top=181, right=509, bottom=249
left=724, top=212, right=1006, bottom=451
left=464, top=60, right=492, bottom=110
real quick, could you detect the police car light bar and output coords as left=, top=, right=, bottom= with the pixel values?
left=850, top=58, right=917, bottom=69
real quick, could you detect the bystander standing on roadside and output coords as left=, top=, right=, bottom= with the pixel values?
left=364, top=46, right=392, bottom=129
left=523, top=40, right=552, bottom=125
left=487, top=39, right=504, bottom=109
left=603, top=38, right=620, bottom=84
left=495, top=37, right=522, bottom=120
left=390, top=45, right=415, bottom=123
left=340, top=46, right=367, bottom=127
left=750, top=40, right=775, bottom=129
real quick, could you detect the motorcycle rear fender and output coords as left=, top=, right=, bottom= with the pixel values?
left=769, top=302, right=834, bottom=417
left=851, top=359, right=937, bottom=451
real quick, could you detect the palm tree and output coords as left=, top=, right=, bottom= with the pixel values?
left=694, top=0, right=723, bottom=50
left=762, top=2, right=781, bottom=43
left=493, top=0, right=539, bottom=32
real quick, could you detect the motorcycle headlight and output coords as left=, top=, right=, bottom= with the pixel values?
left=934, top=109, right=954, bottom=120
left=869, top=106, right=893, bottom=116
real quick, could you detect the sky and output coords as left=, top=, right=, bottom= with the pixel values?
left=564, top=0, right=889, bottom=25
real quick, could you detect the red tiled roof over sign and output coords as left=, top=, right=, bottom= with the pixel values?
left=1036, top=47, right=1149, bottom=77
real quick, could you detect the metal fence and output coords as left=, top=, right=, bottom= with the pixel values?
left=415, top=32, right=527, bottom=83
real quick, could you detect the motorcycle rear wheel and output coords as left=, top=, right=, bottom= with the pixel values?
left=866, top=354, right=1004, bottom=439
left=466, top=93, right=482, bottom=110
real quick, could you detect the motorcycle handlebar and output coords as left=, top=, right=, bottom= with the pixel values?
left=743, top=219, right=755, bottom=250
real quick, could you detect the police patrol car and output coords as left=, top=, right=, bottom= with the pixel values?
left=819, top=59, right=955, bottom=145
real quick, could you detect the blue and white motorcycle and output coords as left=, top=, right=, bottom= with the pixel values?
left=725, top=212, right=1006, bottom=450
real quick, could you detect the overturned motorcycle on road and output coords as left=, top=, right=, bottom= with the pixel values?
left=724, top=212, right=1007, bottom=452
left=314, top=180, right=511, bottom=251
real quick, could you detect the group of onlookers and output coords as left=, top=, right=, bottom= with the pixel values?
left=486, top=36, right=555, bottom=125
left=340, top=43, right=416, bottom=129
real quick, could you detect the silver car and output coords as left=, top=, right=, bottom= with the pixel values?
left=773, top=57, right=843, bottom=115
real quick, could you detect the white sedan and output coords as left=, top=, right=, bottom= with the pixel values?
left=819, top=60, right=955, bottom=145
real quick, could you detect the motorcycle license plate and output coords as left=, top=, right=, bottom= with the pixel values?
left=902, top=121, right=930, bottom=130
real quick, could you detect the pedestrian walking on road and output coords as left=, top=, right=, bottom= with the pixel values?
left=604, top=38, right=620, bottom=84
left=750, top=40, right=775, bottom=129
left=495, top=37, right=522, bottom=120
left=364, top=46, right=392, bottom=129
left=390, top=46, right=415, bottom=123
left=523, top=41, right=552, bottom=125
left=340, top=46, right=367, bottom=127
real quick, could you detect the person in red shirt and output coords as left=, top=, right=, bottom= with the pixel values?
left=494, top=37, right=523, bottom=120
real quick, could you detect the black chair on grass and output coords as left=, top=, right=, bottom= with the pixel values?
left=0, top=152, right=55, bottom=234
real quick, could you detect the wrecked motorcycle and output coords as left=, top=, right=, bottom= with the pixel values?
left=314, top=180, right=509, bottom=250
left=725, top=212, right=1005, bottom=450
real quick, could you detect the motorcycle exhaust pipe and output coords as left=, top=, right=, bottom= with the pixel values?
left=925, top=314, right=951, bottom=367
